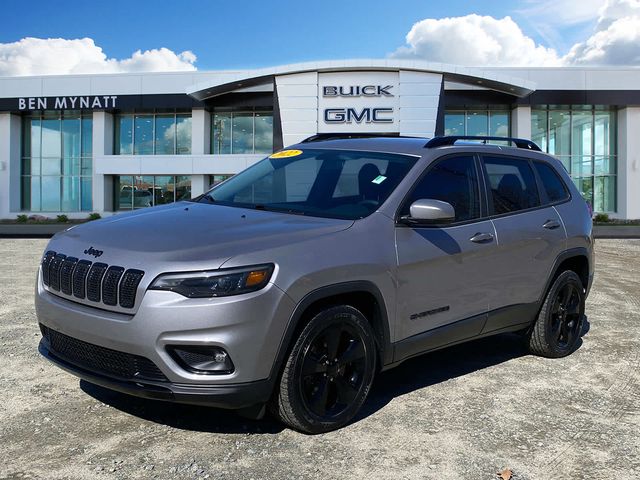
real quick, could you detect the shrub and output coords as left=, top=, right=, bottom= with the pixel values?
left=16, top=214, right=28, bottom=223
left=594, top=213, right=610, bottom=223
left=88, top=213, right=101, bottom=221
left=56, top=214, right=69, bottom=223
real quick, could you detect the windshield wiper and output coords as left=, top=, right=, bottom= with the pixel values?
left=198, top=194, right=216, bottom=204
left=253, top=204, right=307, bottom=216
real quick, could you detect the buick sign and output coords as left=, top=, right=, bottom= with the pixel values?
left=322, top=85, right=394, bottom=97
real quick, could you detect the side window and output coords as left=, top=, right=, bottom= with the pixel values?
left=403, top=155, right=480, bottom=222
left=533, top=161, right=570, bottom=203
left=483, top=156, right=540, bottom=215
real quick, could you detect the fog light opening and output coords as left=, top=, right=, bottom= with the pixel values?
left=169, top=346, right=234, bottom=375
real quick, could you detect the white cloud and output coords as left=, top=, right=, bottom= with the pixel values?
left=390, top=1, right=640, bottom=66
left=564, top=0, right=640, bottom=64
left=390, top=14, right=561, bottom=66
left=596, top=0, right=640, bottom=29
left=0, top=37, right=197, bottom=76
left=565, top=15, right=640, bottom=64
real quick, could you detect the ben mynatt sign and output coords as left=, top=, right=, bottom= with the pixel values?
left=17, top=96, right=118, bottom=110
left=0, top=94, right=203, bottom=112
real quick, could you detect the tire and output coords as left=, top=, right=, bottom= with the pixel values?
left=528, top=270, right=585, bottom=358
left=270, top=305, right=377, bottom=434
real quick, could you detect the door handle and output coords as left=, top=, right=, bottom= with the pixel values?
left=470, top=232, right=494, bottom=244
left=543, top=220, right=561, bottom=230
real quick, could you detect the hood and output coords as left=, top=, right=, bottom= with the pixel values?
left=47, top=202, right=354, bottom=271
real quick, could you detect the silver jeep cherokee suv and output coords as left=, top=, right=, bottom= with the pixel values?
left=36, top=135, right=594, bottom=433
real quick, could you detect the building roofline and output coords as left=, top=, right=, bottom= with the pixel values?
left=185, top=59, right=536, bottom=100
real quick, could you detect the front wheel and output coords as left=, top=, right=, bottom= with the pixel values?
left=270, top=305, right=377, bottom=434
left=528, top=270, right=585, bottom=358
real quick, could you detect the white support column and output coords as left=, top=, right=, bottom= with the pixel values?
left=191, top=174, right=208, bottom=197
left=617, top=107, right=640, bottom=220
left=398, top=71, right=442, bottom=138
left=276, top=72, right=318, bottom=146
left=191, top=108, right=210, bottom=155
left=92, top=112, right=114, bottom=214
left=0, top=113, right=21, bottom=219
left=511, top=105, right=531, bottom=139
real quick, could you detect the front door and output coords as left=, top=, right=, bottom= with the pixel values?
left=395, top=154, right=498, bottom=342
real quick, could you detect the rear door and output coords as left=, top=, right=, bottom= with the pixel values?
left=395, top=154, right=498, bottom=343
left=481, top=155, right=567, bottom=330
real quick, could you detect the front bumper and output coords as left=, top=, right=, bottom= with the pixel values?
left=35, top=269, right=296, bottom=404
left=38, top=338, right=271, bottom=408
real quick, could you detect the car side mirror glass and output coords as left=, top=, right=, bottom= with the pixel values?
left=400, top=199, right=456, bottom=225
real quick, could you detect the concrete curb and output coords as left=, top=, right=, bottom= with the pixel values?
left=593, top=225, right=640, bottom=239
left=0, top=223, right=75, bottom=237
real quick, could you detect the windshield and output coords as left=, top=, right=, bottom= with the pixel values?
left=195, top=149, right=418, bottom=220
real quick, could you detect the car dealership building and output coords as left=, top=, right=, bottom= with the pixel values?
left=0, top=59, right=639, bottom=219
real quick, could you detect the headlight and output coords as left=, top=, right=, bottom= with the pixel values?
left=149, top=264, right=274, bottom=298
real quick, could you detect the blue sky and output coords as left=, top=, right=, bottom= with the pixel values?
left=3, top=0, right=637, bottom=75
left=0, top=0, right=603, bottom=70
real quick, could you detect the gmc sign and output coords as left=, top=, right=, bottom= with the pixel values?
left=324, top=107, right=394, bottom=124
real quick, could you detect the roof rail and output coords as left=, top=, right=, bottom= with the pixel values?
left=424, top=136, right=541, bottom=151
left=301, top=133, right=410, bottom=143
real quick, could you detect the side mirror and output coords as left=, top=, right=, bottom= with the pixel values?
left=400, top=199, right=456, bottom=225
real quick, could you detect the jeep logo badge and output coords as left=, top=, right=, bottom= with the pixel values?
left=84, top=246, right=103, bottom=258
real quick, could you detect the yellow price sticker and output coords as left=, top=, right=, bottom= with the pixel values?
left=269, top=149, right=303, bottom=159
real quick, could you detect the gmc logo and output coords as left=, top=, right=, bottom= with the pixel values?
left=324, top=107, right=394, bottom=124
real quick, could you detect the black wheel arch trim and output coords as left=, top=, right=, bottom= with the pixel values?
left=540, top=247, right=592, bottom=304
left=269, top=281, right=393, bottom=385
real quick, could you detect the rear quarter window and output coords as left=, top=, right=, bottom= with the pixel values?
left=533, top=161, right=570, bottom=203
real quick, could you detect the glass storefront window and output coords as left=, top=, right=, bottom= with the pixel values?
left=212, top=113, right=232, bottom=154
left=176, top=175, right=192, bottom=201
left=444, top=112, right=464, bottom=136
left=532, top=106, right=617, bottom=212
left=21, top=111, right=92, bottom=212
left=254, top=112, right=274, bottom=153
left=444, top=109, right=510, bottom=138
left=466, top=111, right=488, bottom=136
left=208, top=174, right=233, bottom=189
left=594, top=176, right=616, bottom=212
left=176, top=115, right=192, bottom=154
left=489, top=111, right=509, bottom=137
left=232, top=113, right=253, bottom=154
left=211, top=111, right=273, bottom=154
left=134, top=115, right=154, bottom=155
left=154, top=115, right=175, bottom=155
left=531, top=110, right=548, bottom=152
left=114, top=175, right=191, bottom=211
left=548, top=110, right=571, bottom=156
left=115, top=115, right=133, bottom=154
left=115, top=112, right=192, bottom=155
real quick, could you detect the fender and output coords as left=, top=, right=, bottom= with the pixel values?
left=267, top=281, right=393, bottom=385
left=539, top=247, right=591, bottom=304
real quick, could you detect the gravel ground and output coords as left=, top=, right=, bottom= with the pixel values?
left=0, top=238, right=638, bottom=480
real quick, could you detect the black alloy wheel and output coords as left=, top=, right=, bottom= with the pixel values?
left=299, top=322, right=368, bottom=418
left=549, top=282, right=582, bottom=349
left=270, top=305, right=377, bottom=434
left=528, top=270, right=585, bottom=358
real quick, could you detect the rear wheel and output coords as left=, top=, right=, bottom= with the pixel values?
left=528, top=270, right=585, bottom=358
left=270, top=305, right=377, bottom=434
